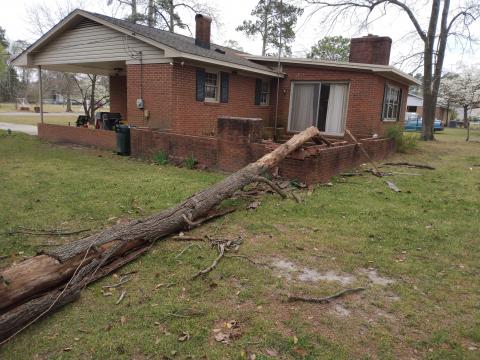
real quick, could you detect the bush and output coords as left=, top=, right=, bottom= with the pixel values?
left=386, top=124, right=418, bottom=153
left=153, top=151, right=168, bottom=165
left=184, top=154, right=197, bottom=169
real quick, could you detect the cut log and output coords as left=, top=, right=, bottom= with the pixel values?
left=0, top=126, right=321, bottom=344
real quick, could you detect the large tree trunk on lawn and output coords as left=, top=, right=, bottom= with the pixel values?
left=0, top=126, right=321, bottom=344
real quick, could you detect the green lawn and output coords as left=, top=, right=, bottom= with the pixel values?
left=0, top=129, right=479, bottom=359
left=0, top=102, right=85, bottom=113
left=0, top=102, right=109, bottom=126
left=0, top=114, right=78, bottom=126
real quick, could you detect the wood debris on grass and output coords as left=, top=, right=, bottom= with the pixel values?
left=382, top=162, right=435, bottom=170
left=288, top=287, right=366, bottom=304
left=192, top=236, right=244, bottom=279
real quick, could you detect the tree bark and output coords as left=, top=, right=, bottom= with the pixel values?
left=147, top=0, right=155, bottom=27
left=169, top=0, right=174, bottom=33
left=464, top=105, right=470, bottom=141
left=0, top=126, right=321, bottom=344
left=421, top=0, right=441, bottom=141
left=89, top=75, right=96, bottom=123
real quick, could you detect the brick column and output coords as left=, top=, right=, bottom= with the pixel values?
left=216, top=117, right=263, bottom=171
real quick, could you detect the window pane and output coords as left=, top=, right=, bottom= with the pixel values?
left=383, top=85, right=400, bottom=119
left=260, top=79, right=270, bottom=105
left=204, top=72, right=218, bottom=100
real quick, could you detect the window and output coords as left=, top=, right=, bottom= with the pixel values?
left=382, top=85, right=402, bottom=121
left=288, top=82, right=349, bottom=136
left=204, top=71, right=219, bottom=102
left=260, top=79, right=271, bottom=105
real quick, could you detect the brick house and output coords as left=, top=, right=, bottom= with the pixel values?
left=13, top=9, right=419, bottom=138
left=12, top=9, right=420, bottom=183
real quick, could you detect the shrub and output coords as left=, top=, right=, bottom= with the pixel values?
left=153, top=151, right=168, bottom=165
left=386, top=124, right=418, bottom=153
left=184, top=154, right=197, bottom=169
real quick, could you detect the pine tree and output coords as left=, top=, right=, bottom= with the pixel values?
left=236, top=0, right=303, bottom=56
left=307, top=36, right=350, bottom=62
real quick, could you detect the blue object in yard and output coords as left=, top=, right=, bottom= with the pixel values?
left=404, top=115, right=444, bottom=132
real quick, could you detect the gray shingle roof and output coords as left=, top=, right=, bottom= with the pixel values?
left=84, top=11, right=275, bottom=74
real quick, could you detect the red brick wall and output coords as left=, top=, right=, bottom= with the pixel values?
left=38, top=122, right=394, bottom=185
left=171, top=64, right=273, bottom=136
left=123, top=63, right=407, bottom=139
left=131, top=128, right=218, bottom=167
left=38, top=124, right=116, bottom=150
left=130, top=127, right=394, bottom=185
left=276, top=65, right=408, bottom=138
left=126, top=64, right=174, bottom=130
left=109, top=75, right=127, bottom=118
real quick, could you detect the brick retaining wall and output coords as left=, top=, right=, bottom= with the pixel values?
left=38, top=120, right=394, bottom=185
left=38, top=123, right=117, bottom=150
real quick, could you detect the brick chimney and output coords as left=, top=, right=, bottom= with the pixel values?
left=349, top=35, right=392, bottom=65
left=195, top=14, right=212, bottom=50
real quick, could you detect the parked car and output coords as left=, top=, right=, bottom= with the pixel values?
left=404, top=114, right=444, bottom=132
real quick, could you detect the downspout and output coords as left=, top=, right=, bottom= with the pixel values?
left=38, top=65, right=44, bottom=124
left=273, top=0, right=283, bottom=142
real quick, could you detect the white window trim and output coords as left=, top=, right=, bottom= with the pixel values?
left=382, top=84, right=401, bottom=122
left=204, top=70, right=220, bottom=103
left=287, top=81, right=349, bottom=136
left=260, top=79, right=271, bottom=106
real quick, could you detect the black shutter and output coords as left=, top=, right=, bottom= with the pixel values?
left=196, top=68, right=205, bottom=102
left=381, top=84, right=388, bottom=120
left=397, top=88, right=403, bottom=121
left=220, top=72, right=229, bottom=103
left=255, top=78, right=262, bottom=105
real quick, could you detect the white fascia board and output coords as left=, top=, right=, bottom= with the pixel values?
left=177, top=53, right=283, bottom=77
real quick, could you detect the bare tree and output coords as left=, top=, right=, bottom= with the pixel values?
left=305, top=0, right=480, bottom=140
left=26, top=0, right=87, bottom=36
left=73, top=75, right=109, bottom=122
left=107, top=0, right=141, bottom=23
left=151, top=0, right=219, bottom=33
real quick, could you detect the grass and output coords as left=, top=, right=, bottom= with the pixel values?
left=0, top=102, right=109, bottom=127
left=0, top=114, right=78, bottom=126
left=0, top=128, right=479, bottom=359
left=0, top=102, right=86, bottom=113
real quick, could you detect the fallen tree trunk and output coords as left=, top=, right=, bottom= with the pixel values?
left=0, top=126, right=321, bottom=344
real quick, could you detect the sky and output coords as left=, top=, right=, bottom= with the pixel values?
left=0, top=0, right=478, bottom=74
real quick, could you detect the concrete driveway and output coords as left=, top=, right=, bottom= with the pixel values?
left=0, top=122, right=38, bottom=136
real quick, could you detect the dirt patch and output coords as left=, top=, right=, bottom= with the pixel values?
left=359, top=268, right=395, bottom=286
left=270, top=257, right=354, bottom=285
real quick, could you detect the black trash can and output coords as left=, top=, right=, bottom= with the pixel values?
left=116, top=125, right=131, bottom=156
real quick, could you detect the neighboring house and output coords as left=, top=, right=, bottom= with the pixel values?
left=407, top=93, right=449, bottom=124
left=12, top=9, right=419, bottom=140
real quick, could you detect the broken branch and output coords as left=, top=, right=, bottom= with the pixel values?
left=288, top=287, right=366, bottom=304
left=192, top=244, right=225, bottom=279
left=382, top=162, right=435, bottom=170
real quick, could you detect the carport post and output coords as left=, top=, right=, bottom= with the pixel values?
left=38, top=65, right=44, bottom=124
